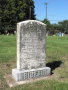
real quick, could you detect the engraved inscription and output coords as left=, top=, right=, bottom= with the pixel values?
left=20, top=68, right=47, bottom=80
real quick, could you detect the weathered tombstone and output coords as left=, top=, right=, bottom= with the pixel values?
left=12, top=20, right=51, bottom=81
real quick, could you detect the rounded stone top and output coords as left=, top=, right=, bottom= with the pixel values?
left=17, top=20, right=46, bottom=26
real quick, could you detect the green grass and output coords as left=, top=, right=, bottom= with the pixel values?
left=0, top=35, right=68, bottom=90
left=7, top=80, right=68, bottom=90
left=0, top=35, right=16, bottom=62
left=46, top=36, right=68, bottom=62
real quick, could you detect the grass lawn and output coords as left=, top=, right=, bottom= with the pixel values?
left=0, top=35, right=68, bottom=90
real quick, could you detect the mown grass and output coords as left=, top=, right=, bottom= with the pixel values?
left=0, top=35, right=16, bottom=63
left=46, top=36, right=68, bottom=62
left=0, top=35, right=68, bottom=90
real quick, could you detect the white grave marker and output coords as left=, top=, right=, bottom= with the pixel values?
left=12, top=20, right=51, bottom=81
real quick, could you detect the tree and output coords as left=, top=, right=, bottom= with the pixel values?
left=0, top=0, right=8, bottom=34
left=43, top=19, right=60, bottom=35
left=43, top=19, right=51, bottom=31
left=58, top=20, right=68, bottom=34
left=0, top=0, right=36, bottom=34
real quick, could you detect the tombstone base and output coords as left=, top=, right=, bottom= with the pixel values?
left=12, top=67, right=51, bottom=81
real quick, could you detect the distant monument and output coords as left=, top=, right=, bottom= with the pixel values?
left=12, top=20, right=51, bottom=81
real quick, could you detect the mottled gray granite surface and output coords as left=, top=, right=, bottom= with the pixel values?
left=12, top=20, right=51, bottom=81
left=17, top=20, right=46, bottom=70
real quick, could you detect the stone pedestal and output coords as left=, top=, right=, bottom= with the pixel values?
left=12, top=67, right=51, bottom=81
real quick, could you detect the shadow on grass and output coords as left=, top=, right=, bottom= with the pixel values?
left=46, top=61, right=63, bottom=74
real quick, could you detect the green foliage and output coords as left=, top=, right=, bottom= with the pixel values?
left=0, top=0, right=36, bottom=34
left=43, top=19, right=59, bottom=35
left=43, top=19, right=51, bottom=31
left=58, top=20, right=68, bottom=34
left=43, top=19, right=68, bottom=35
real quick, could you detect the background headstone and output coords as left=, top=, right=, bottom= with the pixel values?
left=12, top=20, right=51, bottom=81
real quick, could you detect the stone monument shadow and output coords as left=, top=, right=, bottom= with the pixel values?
left=46, top=61, right=62, bottom=74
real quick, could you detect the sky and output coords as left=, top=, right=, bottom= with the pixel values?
left=33, top=0, right=68, bottom=24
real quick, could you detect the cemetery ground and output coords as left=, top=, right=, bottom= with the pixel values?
left=0, top=35, right=68, bottom=90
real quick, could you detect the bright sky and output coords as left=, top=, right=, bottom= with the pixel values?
left=33, top=0, right=68, bottom=24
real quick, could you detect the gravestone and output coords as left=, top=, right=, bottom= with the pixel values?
left=12, top=20, right=51, bottom=81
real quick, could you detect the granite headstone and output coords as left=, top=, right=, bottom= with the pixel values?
left=12, top=20, right=51, bottom=81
